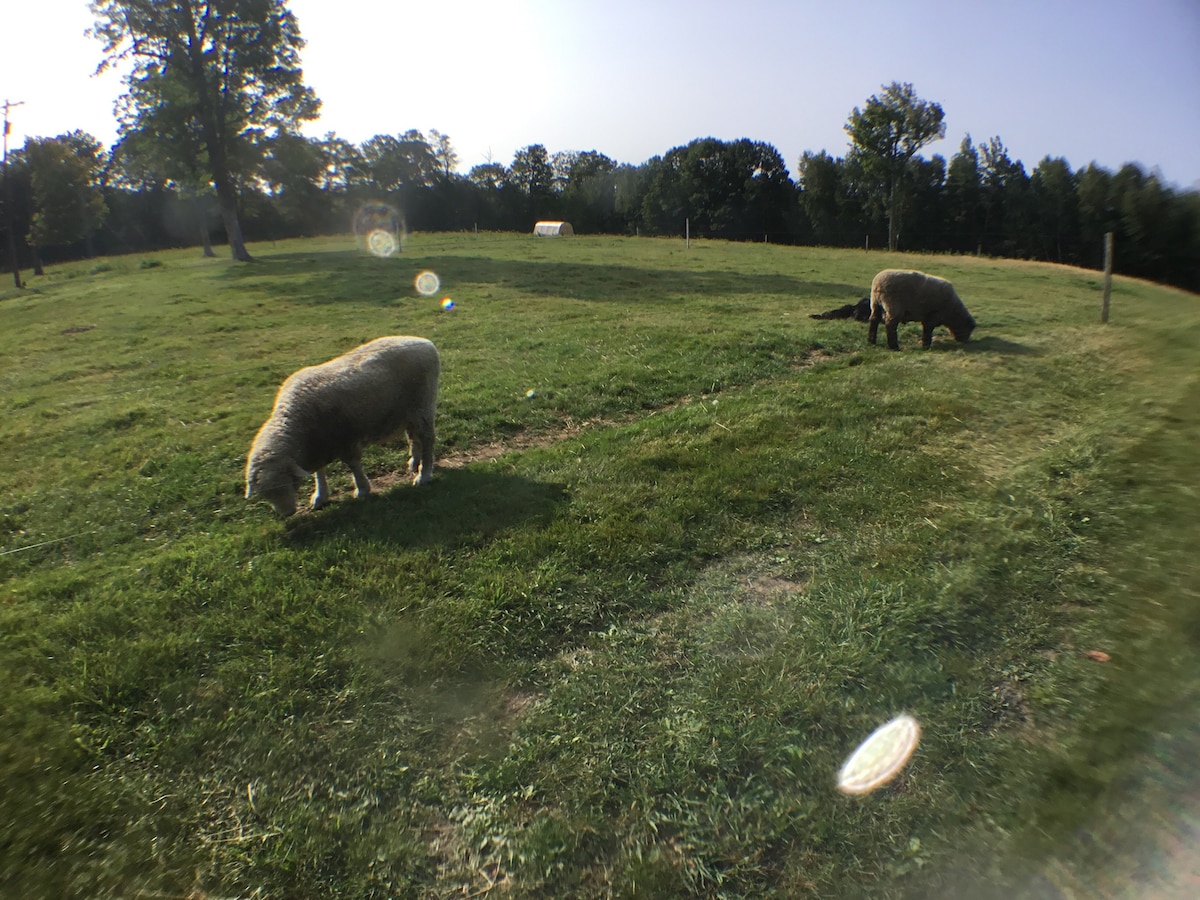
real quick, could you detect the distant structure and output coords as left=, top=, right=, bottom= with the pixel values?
left=533, top=221, right=574, bottom=237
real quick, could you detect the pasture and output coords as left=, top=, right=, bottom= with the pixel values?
left=1, top=234, right=1198, bottom=897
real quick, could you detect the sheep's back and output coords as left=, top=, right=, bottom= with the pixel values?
left=871, top=270, right=962, bottom=320
left=274, top=337, right=439, bottom=450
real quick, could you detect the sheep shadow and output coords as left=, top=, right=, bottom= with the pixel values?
left=281, top=466, right=569, bottom=549
left=962, top=335, right=1041, bottom=356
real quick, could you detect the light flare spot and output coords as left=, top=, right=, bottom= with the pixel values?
left=367, top=229, right=398, bottom=257
left=837, top=714, right=921, bottom=795
left=415, top=270, right=441, bottom=296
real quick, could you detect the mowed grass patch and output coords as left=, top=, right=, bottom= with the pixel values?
left=1, top=234, right=1197, bottom=897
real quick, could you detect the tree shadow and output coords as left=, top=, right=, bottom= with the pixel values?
left=281, top=465, right=569, bottom=549
left=220, top=249, right=863, bottom=306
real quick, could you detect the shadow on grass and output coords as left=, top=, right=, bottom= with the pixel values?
left=963, top=335, right=1042, bottom=356
left=281, top=465, right=568, bottom=549
left=221, top=249, right=863, bottom=305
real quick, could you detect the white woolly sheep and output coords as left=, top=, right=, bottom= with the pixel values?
left=245, top=336, right=440, bottom=517
left=868, top=269, right=976, bottom=350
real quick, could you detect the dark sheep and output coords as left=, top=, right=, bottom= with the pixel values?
left=811, top=298, right=873, bottom=322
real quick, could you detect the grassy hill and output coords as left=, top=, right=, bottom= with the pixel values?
left=2, top=234, right=1198, bottom=898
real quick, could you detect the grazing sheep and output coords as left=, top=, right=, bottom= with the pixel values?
left=245, top=336, right=440, bottom=517
left=868, top=269, right=976, bottom=350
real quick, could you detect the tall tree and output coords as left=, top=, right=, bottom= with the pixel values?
left=509, top=144, right=555, bottom=197
left=89, top=0, right=320, bottom=261
left=845, top=82, right=945, bottom=250
left=979, top=136, right=1030, bottom=257
left=797, top=150, right=849, bottom=245
left=945, top=135, right=982, bottom=253
left=428, top=130, right=459, bottom=180
left=1029, top=156, right=1078, bottom=262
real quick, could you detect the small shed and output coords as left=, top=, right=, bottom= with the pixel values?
left=533, top=220, right=574, bottom=237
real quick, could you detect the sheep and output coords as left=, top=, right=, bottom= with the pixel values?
left=245, top=336, right=439, bottom=517
left=811, top=297, right=872, bottom=322
left=867, top=269, right=976, bottom=350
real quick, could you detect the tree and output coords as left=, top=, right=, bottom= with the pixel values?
left=797, top=151, right=849, bottom=245
left=90, top=0, right=320, bottom=261
left=1029, top=156, right=1078, bottom=262
left=638, top=137, right=796, bottom=240
left=360, top=130, right=437, bottom=194
left=559, top=151, right=619, bottom=233
left=428, top=130, right=459, bottom=181
left=945, top=135, right=982, bottom=253
left=845, top=82, right=945, bottom=250
left=113, top=82, right=221, bottom=257
left=260, top=132, right=327, bottom=233
left=317, top=133, right=368, bottom=193
left=467, top=162, right=508, bottom=191
left=509, top=144, right=554, bottom=197
left=979, top=137, right=1030, bottom=257
left=24, top=133, right=108, bottom=259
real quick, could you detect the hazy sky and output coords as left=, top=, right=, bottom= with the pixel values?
left=4, top=0, right=1198, bottom=188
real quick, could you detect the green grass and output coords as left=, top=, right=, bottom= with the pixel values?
left=2, top=234, right=1198, bottom=897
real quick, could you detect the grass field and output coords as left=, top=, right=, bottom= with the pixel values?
left=2, top=233, right=1198, bottom=898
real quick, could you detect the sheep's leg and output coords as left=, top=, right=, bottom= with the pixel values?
left=867, top=316, right=880, bottom=344
left=347, top=459, right=372, bottom=498
left=885, top=321, right=901, bottom=351
left=921, top=322, right=936, bottom=349
left=408, top=423, right=434, bottom=485
left=310, top=469, right=331, bottom=509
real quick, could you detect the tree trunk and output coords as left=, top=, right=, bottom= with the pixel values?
left=184, top=9, right=251, bottom=262
left=214, top=175, right=251, bottom=261
left=887, top=178, right=897, bottom=252
left=198, top=199, right=216, bottom=257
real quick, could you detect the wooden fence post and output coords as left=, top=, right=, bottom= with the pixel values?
left=1100, top=232, right=1113, bottom=323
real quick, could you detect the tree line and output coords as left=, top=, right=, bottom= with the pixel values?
left=1, top=1, right=1197, bottom=293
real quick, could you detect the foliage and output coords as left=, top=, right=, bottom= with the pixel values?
left=88, top=0, right=320, bottom=261
left=845, top=82, right=946, bottom=250
left=5, top=82, right=1200, bottom=290
left=23, top=133, right=107, bottom=252
left=640, top=137, right=796, bottom=240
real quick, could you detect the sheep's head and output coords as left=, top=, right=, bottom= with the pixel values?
left=949, top=311, right=976, bottom=343
left=245, top=453, right=307, bottom=517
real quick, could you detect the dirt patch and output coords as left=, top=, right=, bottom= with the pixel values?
left=744, top=574, right=810, bottom=604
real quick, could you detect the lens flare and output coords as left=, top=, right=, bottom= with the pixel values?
left=415, top=271, right=441, bottom=296
left=367, top=228, right=398, bottom=258
left=837, top=714, right=921, bottom=795
left=441, top=297, right=454, bottom=310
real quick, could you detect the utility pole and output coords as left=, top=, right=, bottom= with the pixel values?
left=3, top=99, right=26, bottom=289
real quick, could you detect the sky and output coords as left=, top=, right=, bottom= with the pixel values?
left=3, top=0, right=1199, bottom=189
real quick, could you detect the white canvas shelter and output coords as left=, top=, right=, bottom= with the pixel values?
left=533, top=221, right=574, bottom=236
